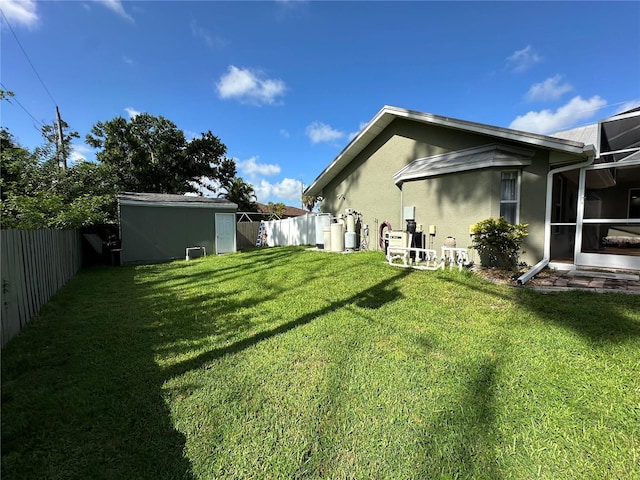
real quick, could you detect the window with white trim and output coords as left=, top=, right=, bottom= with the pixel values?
left=500, top=171, right=520, bottom=224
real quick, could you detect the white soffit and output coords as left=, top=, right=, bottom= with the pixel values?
left=393, top=144, right=535, bottom=185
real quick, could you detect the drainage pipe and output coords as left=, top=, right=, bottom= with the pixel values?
left=517, top=257, right=549, bottom=285
left=516, top=145, right=596, bottom=285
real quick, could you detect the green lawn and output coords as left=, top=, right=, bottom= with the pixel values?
left=2, top=247, right=639, bottom=479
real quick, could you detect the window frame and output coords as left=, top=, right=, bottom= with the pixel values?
left=499, top=170, right=521, bottom=225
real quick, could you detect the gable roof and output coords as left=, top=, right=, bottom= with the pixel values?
left=304, top=105, right=594, bottom=196
left=118, top=192, right=237, bottom=209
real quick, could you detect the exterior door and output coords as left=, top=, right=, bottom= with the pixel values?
left=575, top=163, right=640, bottom=270
left=215, top=213, right=236, bottom=254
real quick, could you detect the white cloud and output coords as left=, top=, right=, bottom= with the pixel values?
left=123, top=56, right=134, bottom=65
left=216, top=65, right=286, bottom=105
left=509, top=95, right=607, bottom=134
left=184, top=130, right=198, bottom=141
left=69, top=144, right=95, bottom=164
left=189, top=177, right=221, bottom=197
left=125, top=107, right=141, bottom=119
left=525, top=75, right=573, bottom=102
left=190, top=20, right=225, bottom=49
left=506, top=45, right=542, bottom=73
left=348, top=121, right=369, bottom=141
left=614, top=99, right=640, bottom=115
left=95, top=0, right=134, bottom=23
left=237, top=156, right=281, bottom=177
left=280, top=129, right=290, bottom=138
left=306, top=122, right=345, bottom=144
left=0, top=0, right=39, bottom=28
left=254, top=178, right=302, bottom=203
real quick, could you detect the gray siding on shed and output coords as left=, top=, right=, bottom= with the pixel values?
left=120, top=204, right=221, bottom=264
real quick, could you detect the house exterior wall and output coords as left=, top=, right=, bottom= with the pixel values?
left=322, top=128, right=405, bottom=237
left=120, top=204, right=218, bottom=264
left=402, top=170, right=494, bottom=253
left=321, top=119, right=496, bottom=249
left=320, top=118, right=551, bottom=263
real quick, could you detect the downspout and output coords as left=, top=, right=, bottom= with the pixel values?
left=517, top=145, right=596, bottom=285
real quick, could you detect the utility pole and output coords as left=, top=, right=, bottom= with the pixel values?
left=56, top=106, right=66, bottom=170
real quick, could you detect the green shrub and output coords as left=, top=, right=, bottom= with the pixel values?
left=470, top=217, right=528, bottom=269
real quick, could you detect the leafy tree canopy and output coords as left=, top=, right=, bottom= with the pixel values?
left=1, top=127, right=118, bottom=229
left=86, top=113, right=236, bottom=195
left=266, top=201, right=287, bottom=219
left=218, top=176, right=258, bottom=212
left=301, top=194, right=317, bottom=212
left=2, top=109, right=237, bottom=230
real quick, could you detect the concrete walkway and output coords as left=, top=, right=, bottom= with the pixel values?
left=526, top=269, right=640, bottom=294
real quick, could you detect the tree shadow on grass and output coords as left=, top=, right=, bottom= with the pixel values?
left=514, top=289, right=640, bottom=345
left=160, top=267, right=411, bottom=380
left=440, top=272, right=640, bottom=345
left=1, top=266, right=196, bottom=480
left=417, top=352, right=502, bottom=479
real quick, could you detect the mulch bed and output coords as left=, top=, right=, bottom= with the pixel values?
left=472, top=265, right=555, bottom=287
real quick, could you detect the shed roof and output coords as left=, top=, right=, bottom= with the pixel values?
left=118, top=192, right=237, bottom=209
left=304, top=105, right=593, bottom=197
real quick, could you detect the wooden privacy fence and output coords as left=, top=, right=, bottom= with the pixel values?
left=236, top=222, right=262, bottom=249
left=1, top=229, right=82, bottom=347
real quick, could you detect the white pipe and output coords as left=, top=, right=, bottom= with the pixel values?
left=517, top=145, right=596, bottom=285
left=517, top=257, right=548, bottom=285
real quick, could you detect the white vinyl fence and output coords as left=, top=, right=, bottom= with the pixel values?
left=1, top=229, right=82, bottom=347
left=263, top=214, right=316, bottom=247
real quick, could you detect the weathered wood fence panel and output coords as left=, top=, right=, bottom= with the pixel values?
left=236, top=222, right=261, bottom=250
left=1, top=229, right=82, bottom=347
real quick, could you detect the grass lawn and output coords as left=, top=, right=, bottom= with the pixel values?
left=2, top=246, right=639, bottom=479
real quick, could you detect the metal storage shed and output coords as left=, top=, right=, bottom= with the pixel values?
left=118, top=192, right=238, bottom=264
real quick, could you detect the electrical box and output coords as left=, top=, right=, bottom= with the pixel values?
left=429, top=224, right=436, bottom=235
left=403, top=206, right=415, bottom=221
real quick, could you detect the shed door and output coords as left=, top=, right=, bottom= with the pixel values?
left=215, top=213, right=236, bottom=254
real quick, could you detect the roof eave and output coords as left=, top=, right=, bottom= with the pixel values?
left=305, top=105, right=592, bottom=196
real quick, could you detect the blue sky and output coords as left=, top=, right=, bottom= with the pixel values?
left=2, top=1, right=639, bottom=206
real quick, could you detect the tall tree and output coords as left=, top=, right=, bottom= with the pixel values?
left=86, top=113, right=236, bottom=195
left=218, top=177, right=258, bottom=211
left=37, top=117, right=79, bottom=170
left=266, top=201, right=287, bottom=219
left=302, top=194, right=317, bottom=212
left=1, top=128, right=118, bottom=229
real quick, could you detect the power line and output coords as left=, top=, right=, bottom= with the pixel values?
left=0, top=81, right=46, bottom=132
left=0, top=8, right=57, bottom=107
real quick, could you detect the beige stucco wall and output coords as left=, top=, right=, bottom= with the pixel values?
left=322, top=119, right=489, bottom=250
left=320, top=118, right=551, bottom=264
left=402, top=170, right=494, bottom=254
